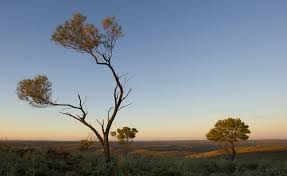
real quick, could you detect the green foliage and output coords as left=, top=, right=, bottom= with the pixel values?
left=111, top=127, right=138, bottom=145
left=16, top=75, right=52, bottom=107
left=206, top=118, right=250, bottom=160
left=51, top=13, right=123, bottom=55
left=0, top=147, right=286, bottom=176
left=17, top=13, right=128, bottom=163
left=51, top=13, right=101, bottom=52
left=206, top=118, right=250, bottom=143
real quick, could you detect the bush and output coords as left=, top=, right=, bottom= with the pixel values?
left=0, top=147, right=286, bottom=176
left=78, top=133, right=96, bottom=151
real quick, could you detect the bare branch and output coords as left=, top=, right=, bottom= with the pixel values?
left=113, top=85, right=119, bottom=105
left=50, top=102, right=81, bottom=110
left=119, top=73, right=129, bottom=79
left=107, top=106, right=113, bottom=121
left=60, top=112, right=81, bottom=122
left=118, top=102, right=132, bottom=111
left=96, top=119, right=105, bottom=134
left=122, top=88, right=132, bottom=101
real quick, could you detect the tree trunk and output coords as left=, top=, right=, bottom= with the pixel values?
left=230, top=142, right=236, bottom=161
left=103, top=133, right=111, bottom=162
left=103, top=133, right=115, bottom=176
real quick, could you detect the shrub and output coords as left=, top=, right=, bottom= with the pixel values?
left=79, top=133, right=96, bottom=151
left=0, top=147, right=287, bottom=176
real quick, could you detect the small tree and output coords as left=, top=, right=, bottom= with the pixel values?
left=206, top=117, right=250, bottom=160
left=79, top=133, right=96, bottom=151
left=111, top=126, right=138, bottom=145
left=0, top=137, right=9, bottom=149
left=16, top=13, right=131, bottom=163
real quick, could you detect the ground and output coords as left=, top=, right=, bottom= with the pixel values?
left=1, top=140, right=287, bottom=175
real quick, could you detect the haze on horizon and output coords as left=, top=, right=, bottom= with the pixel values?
left=0, top=0, right=287, bottom=141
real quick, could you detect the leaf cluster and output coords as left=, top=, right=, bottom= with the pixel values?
left=111, top=127, right=138, bottom=145
left=51, top=13, right=123, bottom=61
left=206, top=118, right=251, bottom=143
left=16, top=75, right=52, bottom=107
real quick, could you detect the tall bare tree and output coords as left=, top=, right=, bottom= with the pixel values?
left=16, top=13, right=131, bottom=162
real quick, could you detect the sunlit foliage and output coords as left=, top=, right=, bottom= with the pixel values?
left=51, top=13, right=123, bottom=61
left=17, top=13, right=129, bottom=163
left=16, top=75, right=52, bottom=107
left=111, top=127, right=138, bottom=145
left=206, top=118, right=250, bottom=143
left=206, top=118, right=250, bottom=160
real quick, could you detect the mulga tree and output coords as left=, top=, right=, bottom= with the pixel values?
left=111, top=126, right=138, bottom=153
left=16, top=13, right=131, bottom=162
left=111, top=126, right=138, bottom=145
left=206, top=117, right=250, bottom=160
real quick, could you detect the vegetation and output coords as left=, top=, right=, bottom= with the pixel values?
left=206, top=118, right=251, bottom=160
left=79, top=134, right=96, bottom=151
left=0, top=145, right=286, bottom=176
left=16, top=13, right=131, bottom=163
left=111, top=127, right=138, bottom=145
left=9, top=11, right=284, bottom=176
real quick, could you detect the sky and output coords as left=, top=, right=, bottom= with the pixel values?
left=0, top=0, right=287, bottom=141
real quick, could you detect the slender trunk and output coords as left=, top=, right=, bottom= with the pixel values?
left=230, top=142, right=236, bottom=161
left=103, top=133, right=115, bottom=176
left=89, top=52, right=126, bottom=165
left=103, top=133, right=111, bottom=162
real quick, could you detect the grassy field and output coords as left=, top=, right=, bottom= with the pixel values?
left=1, top=140, right=287, bottom=175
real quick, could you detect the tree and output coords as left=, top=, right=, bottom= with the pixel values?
left=79, top=133, right=96, bottom=151
left=206, top=118, right=250, bottom=160
left=16, top=13, right=131, bottom=162
left=111, top=126, right=138, bottom=145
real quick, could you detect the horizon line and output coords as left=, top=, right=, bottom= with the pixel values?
left=2, top=138, right=287, bottom=142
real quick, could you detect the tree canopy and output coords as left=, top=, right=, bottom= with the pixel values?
left=51, top=13, right=123, bottom=61
left=17, top=13, right=130, bottom=163
left=206, top=118, right=250, bottom=160
left=17, top=75, right=52, bottom=107
left=111, top=126, right=138, bottom=145
left=206, top=118, right=250, bottom=143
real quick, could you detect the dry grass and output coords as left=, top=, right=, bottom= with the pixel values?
left=131, top=149, right=193, bottom=157
left=4, top=140, right=287, bottom=160
left=186, top=145, right=287, bottom=158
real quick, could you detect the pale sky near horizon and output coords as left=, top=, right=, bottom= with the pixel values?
left=0, top=0, right=287, bottom=141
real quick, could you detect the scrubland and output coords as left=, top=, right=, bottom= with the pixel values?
left=1, top=140, right=287, bottom=176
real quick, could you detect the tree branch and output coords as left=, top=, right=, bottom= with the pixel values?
left=118, top=103, right=132, bottom=111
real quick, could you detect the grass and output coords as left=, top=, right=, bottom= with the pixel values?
left=1, top=140, right=287, bottom=176
left=187, top=145, right=287, bottom=159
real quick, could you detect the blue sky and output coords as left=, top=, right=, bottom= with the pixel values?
left=0, top=0, right=287, bottom=140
